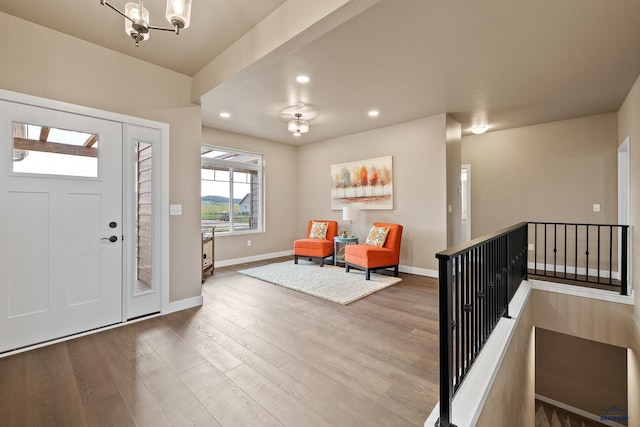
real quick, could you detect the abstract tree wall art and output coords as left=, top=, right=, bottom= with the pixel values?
left=331, top=156, right=393, bottom=210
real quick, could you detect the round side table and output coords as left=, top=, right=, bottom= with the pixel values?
left=333, top=236, right=358, bottom=265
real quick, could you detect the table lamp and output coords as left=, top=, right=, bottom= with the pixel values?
left=342, top=205, right=360, bottom=237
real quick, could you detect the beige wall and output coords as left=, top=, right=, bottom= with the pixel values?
left=531, top=290, right=635, bottom=349
left=536, top=328, right=627, bottom=416
left=617, top=72, right=640, bottom=426
left=476, top=301, right=535, bottom=427
left=142, top=107, right=203, bottom=302
left=0, top=12, right=193, bottom=113
left=446, top=115, right=462, bottom=247
left=296, top=114, right=448, bottom=272
left=532, top=290, right=636, bottom=423
left=0, top=12, right=202, bottom=303
left=201, top=127, right=299, bottom=262
left=462, top=113, right=618, bottom=237
left=477, top=290, right=635, bottom=425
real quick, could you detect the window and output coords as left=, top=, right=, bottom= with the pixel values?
left=201, top=146, right=262, bottom=234
left=12, top=122, right=98, bottom=178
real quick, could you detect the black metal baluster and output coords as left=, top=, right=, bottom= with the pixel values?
left=563, top=224, right=567, bottom=279
left=621, top=226, right=628, bottom=295
left=609, top=226, right=613, bottom=285
left=597, top=225, right=601, bottom=283
left=454, top=256, right=461, bottom=390
left=534, top=223, right=538, bottom=275
left=585, top=225, right=590, bottom=282
left=553, top=223, right=557, bottom=277
left=573, top=224, right=578, bottom=280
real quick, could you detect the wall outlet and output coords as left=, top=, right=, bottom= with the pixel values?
left=528, top=243, right=534, bottom=251
left=247, top=240, right=252, bottom=247
left=593, top=204, right=601, bottom=212
left=169, top=204, right=182, bottom=215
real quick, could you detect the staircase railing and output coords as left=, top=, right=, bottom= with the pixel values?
left=435, top=221, right=630, bottom=426
left=435, top=222, right=528, bottom=427
left=528, top=222, right=629, bottom=295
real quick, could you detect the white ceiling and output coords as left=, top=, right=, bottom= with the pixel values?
left=2, top=0, right=640, bottom=145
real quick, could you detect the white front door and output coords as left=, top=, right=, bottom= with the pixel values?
left=0, top=101, right=123, bottom=352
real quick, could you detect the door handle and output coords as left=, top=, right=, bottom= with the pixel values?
left=101, top=236, right=118, bottom=243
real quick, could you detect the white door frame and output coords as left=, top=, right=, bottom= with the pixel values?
left=618, top=137, right=630, bottom=291
left=122, top=124, right=166, bottom=320
left=461, top=164, right=472, bottom=242
left=0, top=89, right=170, bottom=333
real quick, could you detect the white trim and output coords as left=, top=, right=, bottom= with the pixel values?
left=215, top=250, right=295, bottom=268
left=425, top=281, right=533, bottom=427
left=530, top=279, right=634, bottom=305
left=399, top=265, right=438, bottom=278
left=0, top=89, right=166, bottom=130
left=535, top=394, right=627, bottom=427
left=461, top=163, right=471, bottom=242
left=216, top=252, right=439, bottom=278
left=164, top=295, right=204, bottom=314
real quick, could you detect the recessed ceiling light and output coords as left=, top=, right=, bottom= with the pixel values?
left=471, top=124, right=488, bottom=134
left=368, top=110, right=379, bottom=117
left=219, top=112, right=231, bottom=118
left=296, top=75, right=310, bottom=83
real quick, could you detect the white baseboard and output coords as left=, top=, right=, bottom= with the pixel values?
left=530, top=279, right=634, bottom=305
left=164, top=295, right=203, bottom=314
left=535, top=394, right=627, bottom=427
left=216, top=251, right=438, bottom=278
left=215, top=250, right=294, bottom=268
left=399, top=265, right=438, bottom=278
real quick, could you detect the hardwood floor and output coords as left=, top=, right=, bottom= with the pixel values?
left=0, top=257, right=440, bottom=426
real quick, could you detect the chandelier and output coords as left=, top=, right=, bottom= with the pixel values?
left=287, top=113, right=310, bottom=136
left=100, top=0, right=192, bottom=47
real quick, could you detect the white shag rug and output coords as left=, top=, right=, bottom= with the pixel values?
left=238, top=260, right=402, bottom=305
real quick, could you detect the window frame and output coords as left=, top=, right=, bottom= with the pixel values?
left=201, top=145, right=263, bottom=235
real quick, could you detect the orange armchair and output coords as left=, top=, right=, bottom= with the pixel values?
left=345, top=222, right=403, bottom=280
left=294, top=220, right=338, bottom=267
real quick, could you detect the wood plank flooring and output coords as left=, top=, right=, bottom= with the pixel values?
left=0, top=257, right=440, bottom=426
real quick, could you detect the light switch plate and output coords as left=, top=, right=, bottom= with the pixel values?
left=170, top=204, right=182, bottom=215
left=593, top=204, right=600, bottom=212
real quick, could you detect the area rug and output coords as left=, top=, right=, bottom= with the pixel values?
left=237, top=260, right=402, bottom=305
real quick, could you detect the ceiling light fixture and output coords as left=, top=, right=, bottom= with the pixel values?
left=471, top=124, right=489, bottom=135
left=368, top=110, right=379, bottom=117
left=219, top=112, right=231, bottom=118
left=296, top=75, right=310, bottom=83
left=100, top=0, right=192, bottom=47
left=287, top=113, right=310, bottom=136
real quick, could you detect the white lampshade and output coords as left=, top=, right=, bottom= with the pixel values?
left=342, top=206, right=360, bottom=221
left=125, top=3, right=150, bottom=41
left=288, top=113, right=310, bottom=135
left=166, top=0, right=192, bottom=29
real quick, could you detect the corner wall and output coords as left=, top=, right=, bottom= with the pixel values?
left=476, top=299, right=535, bottom=427
left=446, top=115, right=462, bottom=247
left=296, top=114, right=448, bottom=272
left=617, top=72, right=640, bottom=426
